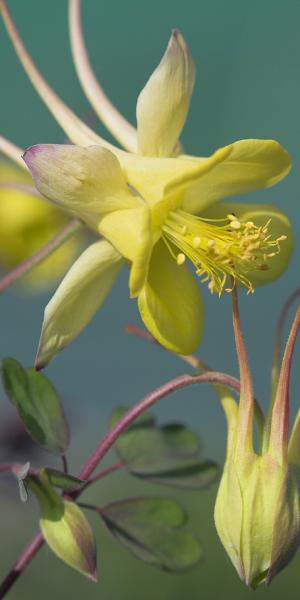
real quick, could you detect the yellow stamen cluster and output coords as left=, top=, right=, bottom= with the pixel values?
left=162, top=209, right=287, bottom=295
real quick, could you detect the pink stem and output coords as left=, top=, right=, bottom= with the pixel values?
left=269, top=305, right=300, bottom=460
left=232, top=286, right=254, bottom=450
left=78, top=371, right=239, bottom=480
left=273, top=287, right=300, bottom=370
left=0, top=370, right=239, bottom=597
left=125, top=325, right=208, bottom=371
left=82, top=462, right=123, bottom=490
left=0, top=533, right=44, bottom=598
left=0, top=219, right=81, bottom=293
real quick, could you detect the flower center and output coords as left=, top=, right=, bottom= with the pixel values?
left=162, top=209, right=287, bottom=295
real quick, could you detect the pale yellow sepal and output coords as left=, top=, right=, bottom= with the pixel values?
left=23, top=144, right=140, bottom=230
left=138, top=240, right=204, bottom=354
left=215, top=451, right=300, bottom=588
left=183, top=139, right=292, bottom=214
left=137, top=30, right=195, bottom=158
left=36, top=240, right=123, bottom=368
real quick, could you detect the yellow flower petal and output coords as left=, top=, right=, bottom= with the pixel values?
left=136, top=30, right=195, bottom=158
left=202, top=201, right=294, bottom=286
left=36, top=240, right=123, bottom=368
left=99, top=205, right=153, bottom=297
left=182, top=139, right=292, bottom=214
left=23, top=144, right=140, bottom=229
left=119, top=144, right=231, bottom=211
left=138, top=240, right=204, bottom=354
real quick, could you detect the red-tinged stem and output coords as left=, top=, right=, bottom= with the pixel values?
left=0, top=219, right=82, bottom=294
left=232, top=286, right=254, bottom=451
left=81, top=462, right=123, bottom=491
left=61, top=455, right=68, bottom=474
left=0, top=463, right=36, bottom=477
left=0, top=464, right=15, bottom=474
left=0, top=370, right=240, bottom=596
left=78, top=371, right=239, bottom=481
left=272, top=287, right=300, bottom=385
left=125, top=325, right=208, bottom=371
left=269, top=305, right=300, bottom=461
left=126, top=323, right=265, bottom=440
left=0, top=533, right=44, bottom=598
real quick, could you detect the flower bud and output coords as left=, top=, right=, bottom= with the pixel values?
left=27, top=469, right=97, bottom=580
left=214, top=294, right=300, bottom=588
left=214, top=449, right=300, bottom=588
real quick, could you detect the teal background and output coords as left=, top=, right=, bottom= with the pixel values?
left=1, top=0, right=300, bottom=597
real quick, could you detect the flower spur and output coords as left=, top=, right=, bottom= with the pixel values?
left=0, top=0, right=293, bottom=367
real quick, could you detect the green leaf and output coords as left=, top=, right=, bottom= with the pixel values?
left=100, top=497, right=202, bottom=572
left=27, top=470, right=97, bottom=580
left=1, top=358, right=69, bottom=454
left=45, top=469, right=85, bottom=492
left=110, top=407, right=218, bottom=489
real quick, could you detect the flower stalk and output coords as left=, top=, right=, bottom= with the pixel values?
left=0, top=369, right=241, bottom=597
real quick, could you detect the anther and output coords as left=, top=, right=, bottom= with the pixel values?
left=229, top=219, right=241, bottom=230
left=193, top=236, right=201, bottom=248
left=177, top=253, right=186, bottom=266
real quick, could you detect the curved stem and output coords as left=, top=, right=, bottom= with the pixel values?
left=0, top=219, right=82, bottom=293
left=0, top=370, right=240, bottom=596
left=126, top=324, right=265, bottom=442
left=78, top=371, right=239, bottom=481
left=269, top=305, right=300, bottom=462
left=69, top=0, right=137, bottom=151
left=272, top=287, right=300, bottom=394
left=0, top=533, right=44, bottom=598
left=81, top=463, right=123, bottom=491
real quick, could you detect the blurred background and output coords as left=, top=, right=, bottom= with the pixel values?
left=1, top=0, right=300, bottom=597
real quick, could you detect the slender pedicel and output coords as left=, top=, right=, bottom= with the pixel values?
left=69, top=0, right=137, bottom=152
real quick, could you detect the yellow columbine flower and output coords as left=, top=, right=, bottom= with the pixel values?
left=214, top=293, right=300, bottom=588
left=0, top=1, right=293, bottom=367
left=0, top=160, right=83, bottom=291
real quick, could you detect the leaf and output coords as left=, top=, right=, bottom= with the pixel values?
left=100, top=497, right=202, bottom=572
left=45, top=468, right=85, bottom=492
left=27, top=470, right=97, bottom=580
left=110, top=407, right=218, bottom=489
left=1, top=358, right=69, bottom=454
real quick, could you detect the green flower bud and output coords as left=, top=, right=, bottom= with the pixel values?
left=27, top=469, right=97, bottom=580
left=214, top=295, right=300, bottom=588
left=215, top=450, right=300, bottom=588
